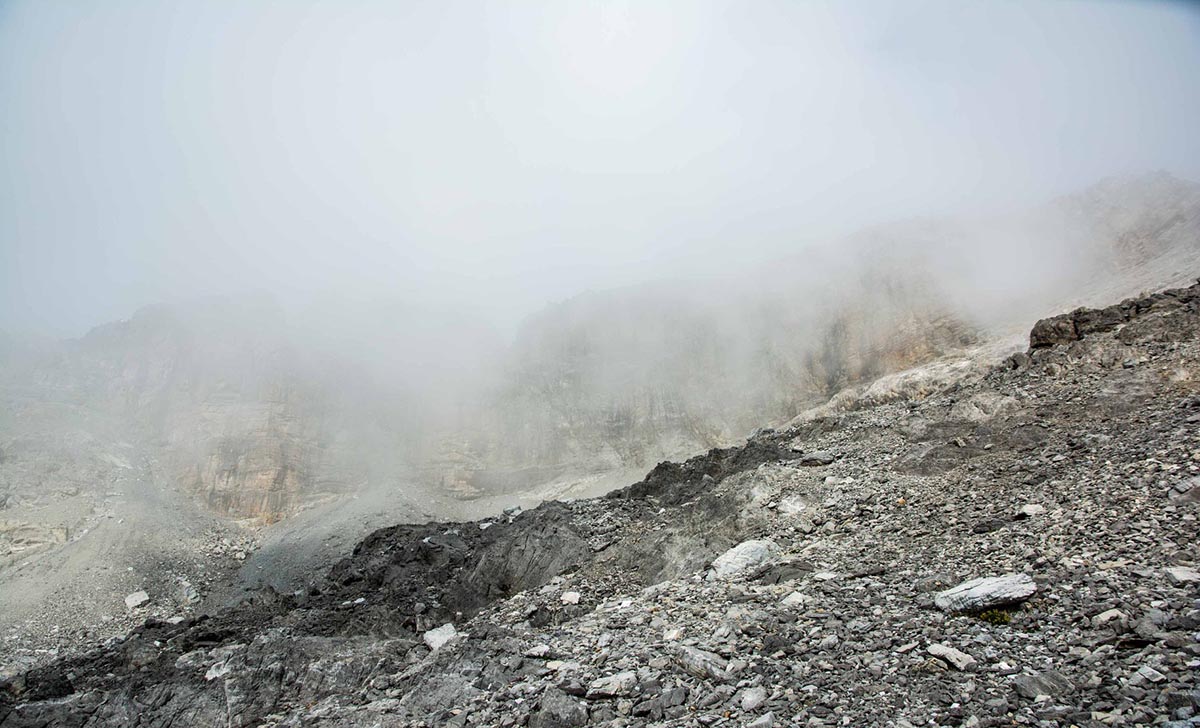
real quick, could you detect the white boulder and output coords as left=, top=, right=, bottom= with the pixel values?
left=709, top=539, right=781, bottom=580
left=928, top=643, right=978, bottom=671
left=125, top=590, right=150, bottom=610
left=934, top=573, right=1036, bottom=613
left=423, top=623, right=457, bottom=651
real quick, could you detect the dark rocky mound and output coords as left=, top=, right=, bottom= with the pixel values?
left=1029, top=279, right=1200, bottom=349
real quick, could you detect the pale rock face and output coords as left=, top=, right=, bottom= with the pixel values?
left=1018, top=503, right=1045, bottom=518
left=934, top=573, right=1037, bottom=612
left=708, top=539, right=781, bottom=580
left=423, top=623, right=457, bottom=651
left=204, top=661, right=232, bottom=682
left=779, top=591, right=811, bottom=607
left=775, top=495, right=811, bottom=515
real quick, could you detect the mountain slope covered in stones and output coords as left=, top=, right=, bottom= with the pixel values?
left=4, top=280, right=1199, bottom=726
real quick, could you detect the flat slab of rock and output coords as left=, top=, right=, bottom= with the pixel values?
left=124, top=591, right=150, bottom=610
left=934, top=573, right=1036, bottom=613
left=1165, top=566, right=1200, bottom=585
left=1013, top=670, right=1074, bottom=699
left=709, top=539, right=780, bottom=580
left=586, top=671, right=637, bottom=698
left=423, top=623, right=457, bottom=651
left=928, top=643, right=977, bottom=671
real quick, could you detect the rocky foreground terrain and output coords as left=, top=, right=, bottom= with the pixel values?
left=3, top=280, right=1200, bottom=726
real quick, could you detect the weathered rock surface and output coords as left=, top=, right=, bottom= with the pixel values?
left=934, top=573, right=1038, bottom=613
left=708, top=539, right=780, bottom=580
left=423, top=623, right=457, bottom=651
left=928, top=643, right=978, bottom=671
left=1012, top=670, right=1074, bottom=700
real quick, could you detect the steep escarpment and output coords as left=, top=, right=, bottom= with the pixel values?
left=4, top=280, right=1198, bottom=727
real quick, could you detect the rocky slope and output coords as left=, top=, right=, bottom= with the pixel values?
left=434, top=172, right=1200, bottom=495
left=4, top=281, right=1198, bottom=727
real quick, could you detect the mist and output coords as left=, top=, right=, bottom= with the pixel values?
left=2, top=0, right=1199, bottom=338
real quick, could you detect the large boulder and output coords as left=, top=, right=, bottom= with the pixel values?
left=934, top=573, right=1036, bottom=612
left=1029, top=314, right=1078, bottom=348
left=708, top=539, right=781, bottom=580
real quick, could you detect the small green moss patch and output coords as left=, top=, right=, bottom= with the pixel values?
left=977, top=608, right=1012, bottom=625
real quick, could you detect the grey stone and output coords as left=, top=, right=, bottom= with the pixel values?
left=1013, top=670, right=1074, bottom=699
left=739, top=686, right=768, bottom=711
left=934, top=573, right=1037, bottom=612
left=672, top=645, right=730, bottom=682
left=587, top=671, right=638, bottom=698
left=709, top=540, right=780, bottom=580
left=1017, top=503, right=1045, bottom=518
left=927, top=643, right=977, bottom=671
left=423, top=623, right=457, bottom=651
left=1166, top=566, right=1200, bottom=585
left=798, top=451, right=836, bottom=466
left=531, top=687, right=589, bottom=728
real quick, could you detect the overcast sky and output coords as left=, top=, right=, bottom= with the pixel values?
left=2, top=0, right=1199, bottom=337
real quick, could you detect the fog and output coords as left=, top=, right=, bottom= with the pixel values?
left=2, top=0, right=1199, bottom=338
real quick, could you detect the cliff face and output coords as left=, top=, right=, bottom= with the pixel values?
left=1, top=304, right=363, bottom=522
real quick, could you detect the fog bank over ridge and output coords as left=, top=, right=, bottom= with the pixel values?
left=2, top=0, right=1199, bottom=336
